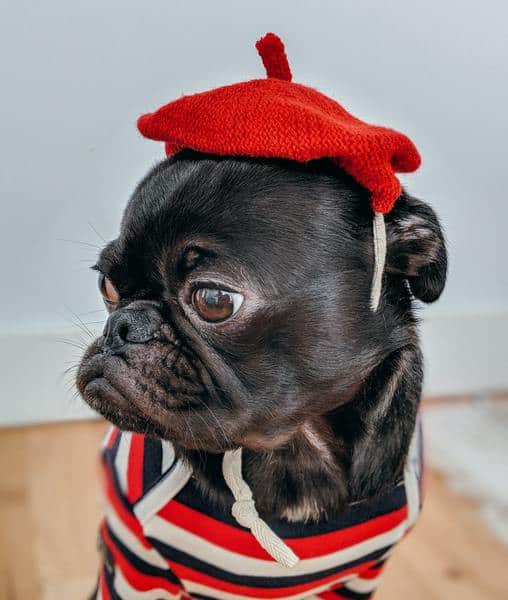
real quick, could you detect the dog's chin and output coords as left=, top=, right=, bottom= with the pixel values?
left=81, top=377, right=149, bottom=436
left=76, top=338, right=231, bottom=451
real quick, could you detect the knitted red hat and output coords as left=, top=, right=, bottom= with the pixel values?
left=137, top=33, right=422, bottom=310
left=138, top=33, right=420, bottom=214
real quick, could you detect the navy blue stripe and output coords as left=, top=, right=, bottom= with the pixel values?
left=336, top=587, right=374, bottom=599
left=102, top=564, right=122, bottom=600
left=175, top=478, right=407, bottom=538
left=102, top=429, right=122, bottom=465
left=148, top=536, right=392, bottom=589
left=104, top=523, right=182, bottom=586
left=371, top=558, right=386, bottom=569
left=142, top=437, right=163, bottom=495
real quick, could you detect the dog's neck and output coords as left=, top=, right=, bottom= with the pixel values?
left=179, top=344, right=421, bottom=522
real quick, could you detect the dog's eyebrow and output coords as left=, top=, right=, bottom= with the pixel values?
left=162, top=238, right=221, bottom=278
left=180, top=247, right=202, bottom=271
left=171, top=247, right=214, bottom=283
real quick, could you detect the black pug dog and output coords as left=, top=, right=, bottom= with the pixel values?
left=77, top=150, right=446, bottom=595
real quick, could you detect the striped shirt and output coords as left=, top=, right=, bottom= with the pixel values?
left=95, top=424, right=422, bottom=600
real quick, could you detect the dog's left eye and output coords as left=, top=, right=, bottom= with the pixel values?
left=192, top=288, right=243, bottom=322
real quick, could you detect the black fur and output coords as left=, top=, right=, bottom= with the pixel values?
left=77, top=151, right=446, bottom=520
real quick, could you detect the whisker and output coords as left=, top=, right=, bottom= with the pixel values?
left=62, top=363, right=80, bottom=377
left=77, top=309, right=107, bottom=316
left=57, top=238, right=102, bottom=250
left=186, top=407, right=205, bottom=471
left=201, top=402, right=231, bottom=446
left=56, top=338, right=87, bottom=351
left=88, top=221, right=107, bottom=243
left=66, top=388, right=82, bottom=406
left=64, top=306, right=95, bottom=339
left=59, top=315, right=93, bottom=341
left=191, top=404, right=223, bottom=449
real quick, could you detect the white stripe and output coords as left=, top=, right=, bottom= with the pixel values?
left=182, top=571, right=359, bottom=600
left=344, top=574, right=382, bottom=593
left=134, top=460, right=193, bottom=523
left=115, top=432, right=132, bottom=495
left=114, top=566, right=182, bottom=599
left=101, top=425, right=116, bottom=450
left=95, top=584, right=103, bottom=600
left=161, top=441, right=175, bottom=473
left=104, top=502, right=169, bottom=569
left=404, top=427, right=421, bottom=529
left=143, top=515, right=407, bottom=578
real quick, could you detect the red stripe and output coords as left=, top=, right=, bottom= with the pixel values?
left=357, top=562, right=385, bottom=579
left=127, top=433, right=145, bottom=504
left=101, top=522, right=183, bottom=596
left=99, top=567, right=112, bottom=600
left=157, top=499, right=407, bottom=560
left=106, top=426, right=120, bottom=449
left=170, top=558, right=380, bottom=598
left=317, top=564, right=385, bottom=598
left=102, top=462, right=152, bottom=549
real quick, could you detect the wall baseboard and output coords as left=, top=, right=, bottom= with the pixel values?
left=420, top=312, right=508, bottom=397
left=0, top=330, right=96, bottom=426
left=0, top=312, right=506, bottom=426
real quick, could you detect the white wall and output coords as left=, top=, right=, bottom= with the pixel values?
left=0, top=1, right=507, bottom=424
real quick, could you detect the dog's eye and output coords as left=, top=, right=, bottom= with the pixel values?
left=192, top=288, right=243, bottom=322
left=98, top=273, right=120, bottom=305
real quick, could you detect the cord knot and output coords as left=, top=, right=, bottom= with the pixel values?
left=231, top=498, right=258, bottom=529
left=222, top=448, right=300, bottom=567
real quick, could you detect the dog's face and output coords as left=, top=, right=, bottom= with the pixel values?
left=77, top=152, right=446, bottom=452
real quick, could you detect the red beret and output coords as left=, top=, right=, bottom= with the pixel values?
left=137, top=33, right=420, bottom=214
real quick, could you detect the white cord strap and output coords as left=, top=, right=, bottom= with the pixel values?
left=222, top=449, right=300, bottom=568
left=370, top=212, right=387, bottom=312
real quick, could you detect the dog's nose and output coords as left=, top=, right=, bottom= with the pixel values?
left=102, top=302, right=163, bottom=353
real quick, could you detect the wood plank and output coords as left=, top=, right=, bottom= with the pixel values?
left=25, top=421, right=104, bottom=600
left=0, top=430, right=41, bottom=600
left=378, top=470, right=508, bottom=599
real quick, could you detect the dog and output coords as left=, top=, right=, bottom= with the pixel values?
left=77, top=151, right=446, bottom=598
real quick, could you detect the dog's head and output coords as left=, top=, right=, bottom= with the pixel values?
left=77, top=151, right=446, bottom=452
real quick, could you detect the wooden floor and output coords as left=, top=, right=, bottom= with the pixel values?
left=1, top=421, right=507, bottom=599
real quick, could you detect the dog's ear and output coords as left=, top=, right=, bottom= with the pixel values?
left=385, top=194, right=447, bottom=303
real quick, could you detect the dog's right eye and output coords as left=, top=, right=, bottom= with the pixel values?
left=98, top=273, right=120, bottom=305
left=192, top=287, right=243, bottom=322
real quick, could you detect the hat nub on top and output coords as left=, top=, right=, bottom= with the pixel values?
left=255, top=32, right=292, bottom=81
